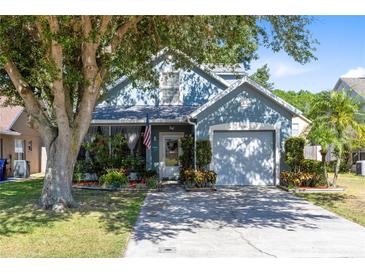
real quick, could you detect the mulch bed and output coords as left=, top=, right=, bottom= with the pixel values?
left=277, top=185, right=345, bottom=193
left=73, top=181, right=160, bottom=192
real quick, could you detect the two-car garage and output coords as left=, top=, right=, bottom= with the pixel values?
left=212, top=129, right=276, bottom=186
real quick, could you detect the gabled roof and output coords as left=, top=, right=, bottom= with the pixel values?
left=107, top=48, right=232, bottom=93
left=188, top=75, right=303, bottom=118
left=0, top=96, right=23, bottom=132
left=334, top=77, right=365, bottom=97
left=92, top=105, right=198, bottom=124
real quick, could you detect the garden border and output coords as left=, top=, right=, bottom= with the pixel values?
left=277, top=185, right=345, bottom=193
left=72, top=185, right=161, bottom=192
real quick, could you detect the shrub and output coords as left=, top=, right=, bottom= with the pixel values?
left=301, top=159, right=323, bottom=174
left=193, top=170, right=206, bottom=187
left=326, top=160, right=349, bottom=173
left=146, top=178, right=159, bottom=189
left=280, top=171, right=325, bottom=188
left=205, top=170, right=217, bottom=185
left=196, top=140, right=212, bottom=169
left=180, top=137, right=213, bottom=170
left=180, top=168, right=217, bottom=188
left=284, top=137, right=305, bottom=172
left=99, top=169, right=129, bottom=189
left=141, top=169, right=158, bottom=179
left=180, top=168, right=195, bottom=182
left=180, top=135, right=194, bottom=169
left=136, top=183, right=147, bottom=190
left=120, top=155, right=145, bottom=173
left=82, top=133, right=130, bottom=176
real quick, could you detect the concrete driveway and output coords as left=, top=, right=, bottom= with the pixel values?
left=125, top=185, right=365, bottom=257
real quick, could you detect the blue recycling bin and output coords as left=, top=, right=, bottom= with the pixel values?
left=0, top=159, right=7, bottom=182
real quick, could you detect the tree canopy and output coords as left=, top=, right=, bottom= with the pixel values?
left=250, top=64, right=274, bottom=90
left=272, top=89, right=319, bottom=117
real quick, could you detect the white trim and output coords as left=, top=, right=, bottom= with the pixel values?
left=91, top=118, right=189, bottom=124
left=297, top=114, right=311, bottom=124
left=7, top=108, right=24, bottom=130
left=208, top=122, right=281, bottom=186
left=189, top=75, right=303, bottom=118
left=0, top=129, right=21, bottom=136
left=158, top=132, right=185, bottom=180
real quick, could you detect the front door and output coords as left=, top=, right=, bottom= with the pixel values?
left=159, top=133, right=184, bottom=179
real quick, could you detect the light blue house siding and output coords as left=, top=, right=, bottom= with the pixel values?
left=195, top=83, right=292, bottom=168
left=100, top=63, right=226, bottom=107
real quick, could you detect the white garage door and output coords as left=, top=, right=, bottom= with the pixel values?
left=213, top=130, right=275, bottom=186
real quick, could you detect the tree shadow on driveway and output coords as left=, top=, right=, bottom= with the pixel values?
left=132, top=186, right=338, bottom=243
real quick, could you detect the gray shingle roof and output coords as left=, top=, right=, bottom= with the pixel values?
left=92, top=105, right=198, bottom=123
left=340, top=78, right=365, bottom=97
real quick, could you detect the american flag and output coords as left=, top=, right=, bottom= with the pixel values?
left=143, top=113, right=151, bottom=150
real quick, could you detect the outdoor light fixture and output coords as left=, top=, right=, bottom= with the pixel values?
left=240, top=98, right=251, bottom=108
left=169, top=125, right=175, bottom=131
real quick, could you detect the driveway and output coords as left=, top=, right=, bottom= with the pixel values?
left=125, top=185, right=365, bottom=257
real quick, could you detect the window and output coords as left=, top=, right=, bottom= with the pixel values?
left=292, top=123, right=300, bottom=136
left=0, top=139, right=3, bottom=158
left=159, top=71, right=181, bottom=105
left=14, top=139, right=25, bottom=160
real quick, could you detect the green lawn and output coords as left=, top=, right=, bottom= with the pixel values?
left=0, top=179, right=146, bottom=258
left=296, top=173, right=365, bottom=227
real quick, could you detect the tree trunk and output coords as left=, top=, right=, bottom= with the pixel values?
left=39, top=136, right=78, bottom=210
left=332, top=153, right=341, bottom=187
left=320, top=150, right=329, bottom=187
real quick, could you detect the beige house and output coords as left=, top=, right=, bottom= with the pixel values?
left=0, top=97, right=44, bottom=176
left=292, top=114, right=310, bottom=137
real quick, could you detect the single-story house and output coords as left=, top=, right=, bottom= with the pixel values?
left=334, top=77, right=365, bottom=166
left=89, top=50, right=306, bottom=186
left=0, top=97, right=45, bottom=176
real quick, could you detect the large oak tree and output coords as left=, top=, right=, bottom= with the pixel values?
left=0, top=16, right=316, bottom=209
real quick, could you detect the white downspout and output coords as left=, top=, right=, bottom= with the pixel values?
left=187, top=116, right=197, bottom=170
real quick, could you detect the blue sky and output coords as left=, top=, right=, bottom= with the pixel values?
left=248, top=16, right=365, bottom=93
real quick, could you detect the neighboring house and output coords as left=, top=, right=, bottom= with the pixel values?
left=334, top=77, right=365, bottom=166
left=0, top=97, right=45, bottom=176
left=89, top=50, right=306, bottom=186
left=292, top=115, right=310, bottom=137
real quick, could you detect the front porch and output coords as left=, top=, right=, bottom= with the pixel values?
left=82, top=123, right=193, bottom=180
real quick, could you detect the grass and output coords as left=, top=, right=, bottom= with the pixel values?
left=0, top=179, right=146, bottom=258
left=296, top=173, right=365, bottom=227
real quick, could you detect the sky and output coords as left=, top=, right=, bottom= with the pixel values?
left=248, top=16, right=365, bottom=93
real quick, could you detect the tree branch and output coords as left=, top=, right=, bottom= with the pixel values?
left=46, top=16, right=70, bottom=137
left=97, top=16, right=111, bottom=45
left=110, top=16, right=143, bottom=53
left=3, top=59, right=55, bottom=145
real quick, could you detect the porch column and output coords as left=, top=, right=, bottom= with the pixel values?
left=108, top=125, right=112, bottom=155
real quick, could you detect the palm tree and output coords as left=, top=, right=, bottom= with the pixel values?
left=309, top=90, right=365, bottom=186
left=307, top=120, right=336, bottom=186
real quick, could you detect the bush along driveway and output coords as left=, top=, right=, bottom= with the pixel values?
left=0, top=179, right=145, bottom=258
left=125, top=185, right=365, bottom=257
left=296, top=173, right=365, bottom=227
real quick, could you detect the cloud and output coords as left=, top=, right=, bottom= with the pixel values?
left=271, top=62, right=313, bottom=78
left=250, top=58, right=314, bottom=78
left=341, top=67, right=365, bottom=78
